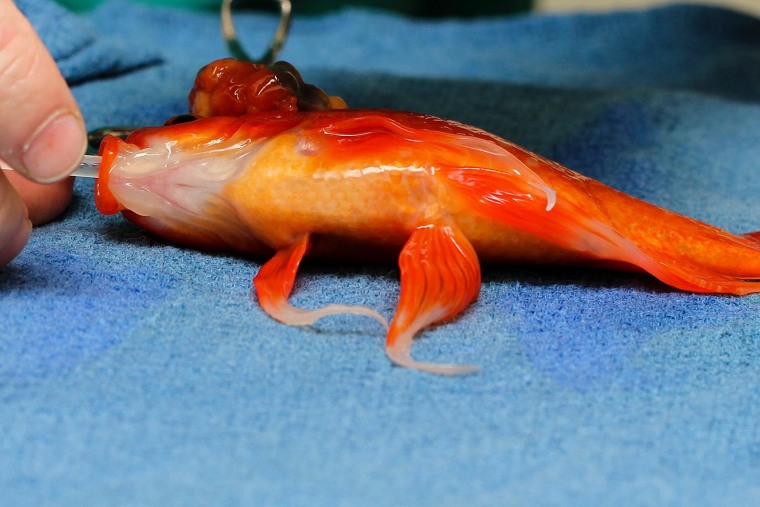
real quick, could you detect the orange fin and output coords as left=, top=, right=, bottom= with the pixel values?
left=386, top=224, right=481, bottom=375
left=442, top=165, right=557, bottom=216
left=444, top=164, right=760, bottom=295
left=254, top=234, right=388, bottom=328
left=743, top=231, right=760, bottom=245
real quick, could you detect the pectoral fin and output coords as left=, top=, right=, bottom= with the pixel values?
left=386, top=223, right=481, bottom=374
left=254, top=234, right=388, bottom=327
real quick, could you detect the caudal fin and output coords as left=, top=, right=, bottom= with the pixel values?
left=440, top=159, right=760, bottom=295
left=586, top=185, right=760, bottom=295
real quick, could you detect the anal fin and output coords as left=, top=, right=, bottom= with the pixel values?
left=254, top=234, right=388, bottom=328
left=387, top=223, right=481, bottom=374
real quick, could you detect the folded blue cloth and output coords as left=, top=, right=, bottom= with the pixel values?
left=3, top=1, right=760, bottom=505
left=16, top=0, right=161, bottom=83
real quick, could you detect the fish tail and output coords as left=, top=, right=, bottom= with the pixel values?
left=441, top=164, right=760, bottom=295
left=593, top=185, right=760, bottom=295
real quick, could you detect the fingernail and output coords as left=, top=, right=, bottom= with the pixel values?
left=0, top=218, right=32, bottom=268
left=21, top=110, right=87, bottom=183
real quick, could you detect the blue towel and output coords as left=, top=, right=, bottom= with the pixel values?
left=17, top=0, right=162, bottom=83
left=3, top=1, right=760, bottom=505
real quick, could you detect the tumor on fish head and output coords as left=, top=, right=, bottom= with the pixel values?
left=189, top=58, right=346, bottom=117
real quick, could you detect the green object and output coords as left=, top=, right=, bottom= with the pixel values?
left=55, top=0, right=531, bottom=16
left=55, top=0, right=219, bottom=12
left=289, top=0, right=532, bottom=17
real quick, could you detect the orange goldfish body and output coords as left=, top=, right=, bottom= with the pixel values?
left=96, top=110, right=760, bottom=374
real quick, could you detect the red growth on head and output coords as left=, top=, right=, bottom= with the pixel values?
left=189, top=58, right=298, bottom=116
left=189, top=58, right=346, bottom=117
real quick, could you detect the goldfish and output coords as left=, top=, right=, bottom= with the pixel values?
left=94, top=109, right=760, bottom=374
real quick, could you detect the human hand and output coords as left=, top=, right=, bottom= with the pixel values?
left=0, top=1, right=87, bottom=268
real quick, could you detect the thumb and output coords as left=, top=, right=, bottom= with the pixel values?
left=0, top=172, right=32, bottom=268
left=0, top=2, right=87, bottom=183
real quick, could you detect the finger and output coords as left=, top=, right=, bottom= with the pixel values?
left=0, top=172, right=32, bottom=268
left=0, top=2, right=87, bottom=183
left=4, top=169, right=74, bottom=225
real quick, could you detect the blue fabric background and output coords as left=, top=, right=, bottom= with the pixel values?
left=3, top=1, right=760, bottom=505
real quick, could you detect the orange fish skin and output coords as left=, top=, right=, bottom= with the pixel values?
left=96, top=109, right=760, bottom=373
left=217, top=115, right=575, bottom=264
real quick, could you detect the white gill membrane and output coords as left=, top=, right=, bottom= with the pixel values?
left=107, top=139, right=258, bottom=225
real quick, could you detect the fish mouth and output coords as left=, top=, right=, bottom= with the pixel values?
left=94, top=136, right=124, bottom=215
